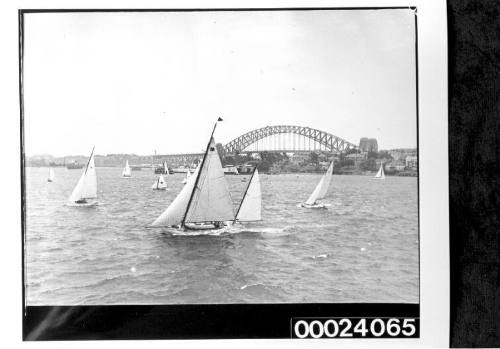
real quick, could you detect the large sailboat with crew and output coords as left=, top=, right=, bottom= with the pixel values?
left=151, top=118, right=261, bottom=231
left=68, top=147, right=98, bottom=206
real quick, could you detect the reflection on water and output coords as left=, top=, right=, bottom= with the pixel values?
left=25, top=167, right=419, bottom=304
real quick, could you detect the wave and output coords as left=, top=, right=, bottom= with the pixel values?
left=240, top=282, right=264, bottom=290
left=310, top=253, right=332, bottom=260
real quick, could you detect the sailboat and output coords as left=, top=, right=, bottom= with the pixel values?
left=152, top=118, right=260, bottom=231
left=152, top=174, right=167, bottom=190
left=68, top=147, right=97, bottom=206
left=122, top=160, right=132, bottom=177
left=181, top=168, right=191, bottom=184
left=374, top=163, right=386, bottom=179
left=47, top=168, right=55, bottom=182
left=234, top=167, right=262, bottom=223
left=300, top=161, right=334, bottom=209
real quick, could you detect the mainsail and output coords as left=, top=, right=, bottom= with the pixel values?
left=183, top=138, right=234, bottom=223
left=68, top=148, right=97, bottom=203
left=305, top=161, right=334, bottom=205
left=151, top=165, right=199, bottom=226
left=375, top=163, right=385, bottom=179
left=122, top=160, right=131, bottom=177
left=235, top=168, right=262, bottom=222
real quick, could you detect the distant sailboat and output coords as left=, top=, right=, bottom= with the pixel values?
left=47, top=168, right=55, bottom=182
left=181, top=168, right=191, bottom=184
left=374, top=163, right=385, bottom=179
left=68, top=147, right=97, bottom=206
left=122, top=160, right=132, bottom=177
left=152, top=118, right=244, bottom=231
left=152, top=174, right=167, bottom=190
left=300, top=161, right=334, bottom=209
left=234, top=168, right=262, bottom=223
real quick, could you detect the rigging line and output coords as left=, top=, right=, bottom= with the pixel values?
left=84, top=146, right=95, bottom=175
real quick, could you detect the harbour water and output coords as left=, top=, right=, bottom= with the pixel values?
left=25, top=167, right=419, bottom=305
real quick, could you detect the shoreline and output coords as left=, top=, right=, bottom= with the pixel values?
left=26, top=165, right=417, bottom=177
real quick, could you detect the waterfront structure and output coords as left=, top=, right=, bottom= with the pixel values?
left=385, top=161, right=406, bottom=172
left=346, top=152, right=367, bottom=166
left=389, top=148, right=417, bottom=162
left=223, top=165, right=239, bottom=175
left=405, top=155, right=418, bottom=170
left=237, top=163, right=255, bottom=174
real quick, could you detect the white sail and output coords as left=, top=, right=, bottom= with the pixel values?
left=164, top=161, right=169, bottom=175
left=152, top=165, right=200, bottom=226
left=305, top=161, right=334, bottom=205
left=235, top=169, right=262, bottom=222
left=182, top=168, right=191, bottom=184
left=152, top=174, right=167, bottom=190
left=122, top=160, right=131, bottom=177
left=184, top=138, right=235, bottom=223
left=68, top=150, right=97, bottom=202
left=375, top=163, right=385, bottom=179
left=48, top=168, right=55, bottom=182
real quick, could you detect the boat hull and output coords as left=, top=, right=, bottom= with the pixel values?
left=300, top=203, right=327, bottom=209
left=67, top=199, right=98, bottom=207
left=184, top=222, right=225, bottom=231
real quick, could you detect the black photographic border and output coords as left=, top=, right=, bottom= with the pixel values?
left=19, top=7, right=421, bottom=340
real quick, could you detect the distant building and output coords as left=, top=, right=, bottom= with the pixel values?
left=405, top=155, right=418, bottom=170
left=346, top=152, right=367, bottom=166
left=238, top=163, right=255, bottom=174
left=389, top=148, right=417, bottom=161
left=359, top=138, right=378, bottom=153
left=385, top=161, right=406, bottom=171
left=289, top=153, right=310, bottom=165
left=223, top=165, right=239, bottom=175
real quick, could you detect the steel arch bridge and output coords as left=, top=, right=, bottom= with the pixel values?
left=223, top=125, right=357, bottom=154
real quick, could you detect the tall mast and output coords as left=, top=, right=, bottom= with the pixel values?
left=233, top=166, right=257, bottom=223
left=84, top=146, right=95, bottom=174
left=181, top=118, right=222, bottom=227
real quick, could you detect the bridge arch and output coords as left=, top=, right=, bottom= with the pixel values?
left=223, top=125, right=357, bottom=154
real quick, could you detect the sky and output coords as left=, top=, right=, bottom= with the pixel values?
left=23, top=9, right=417, bottom=157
